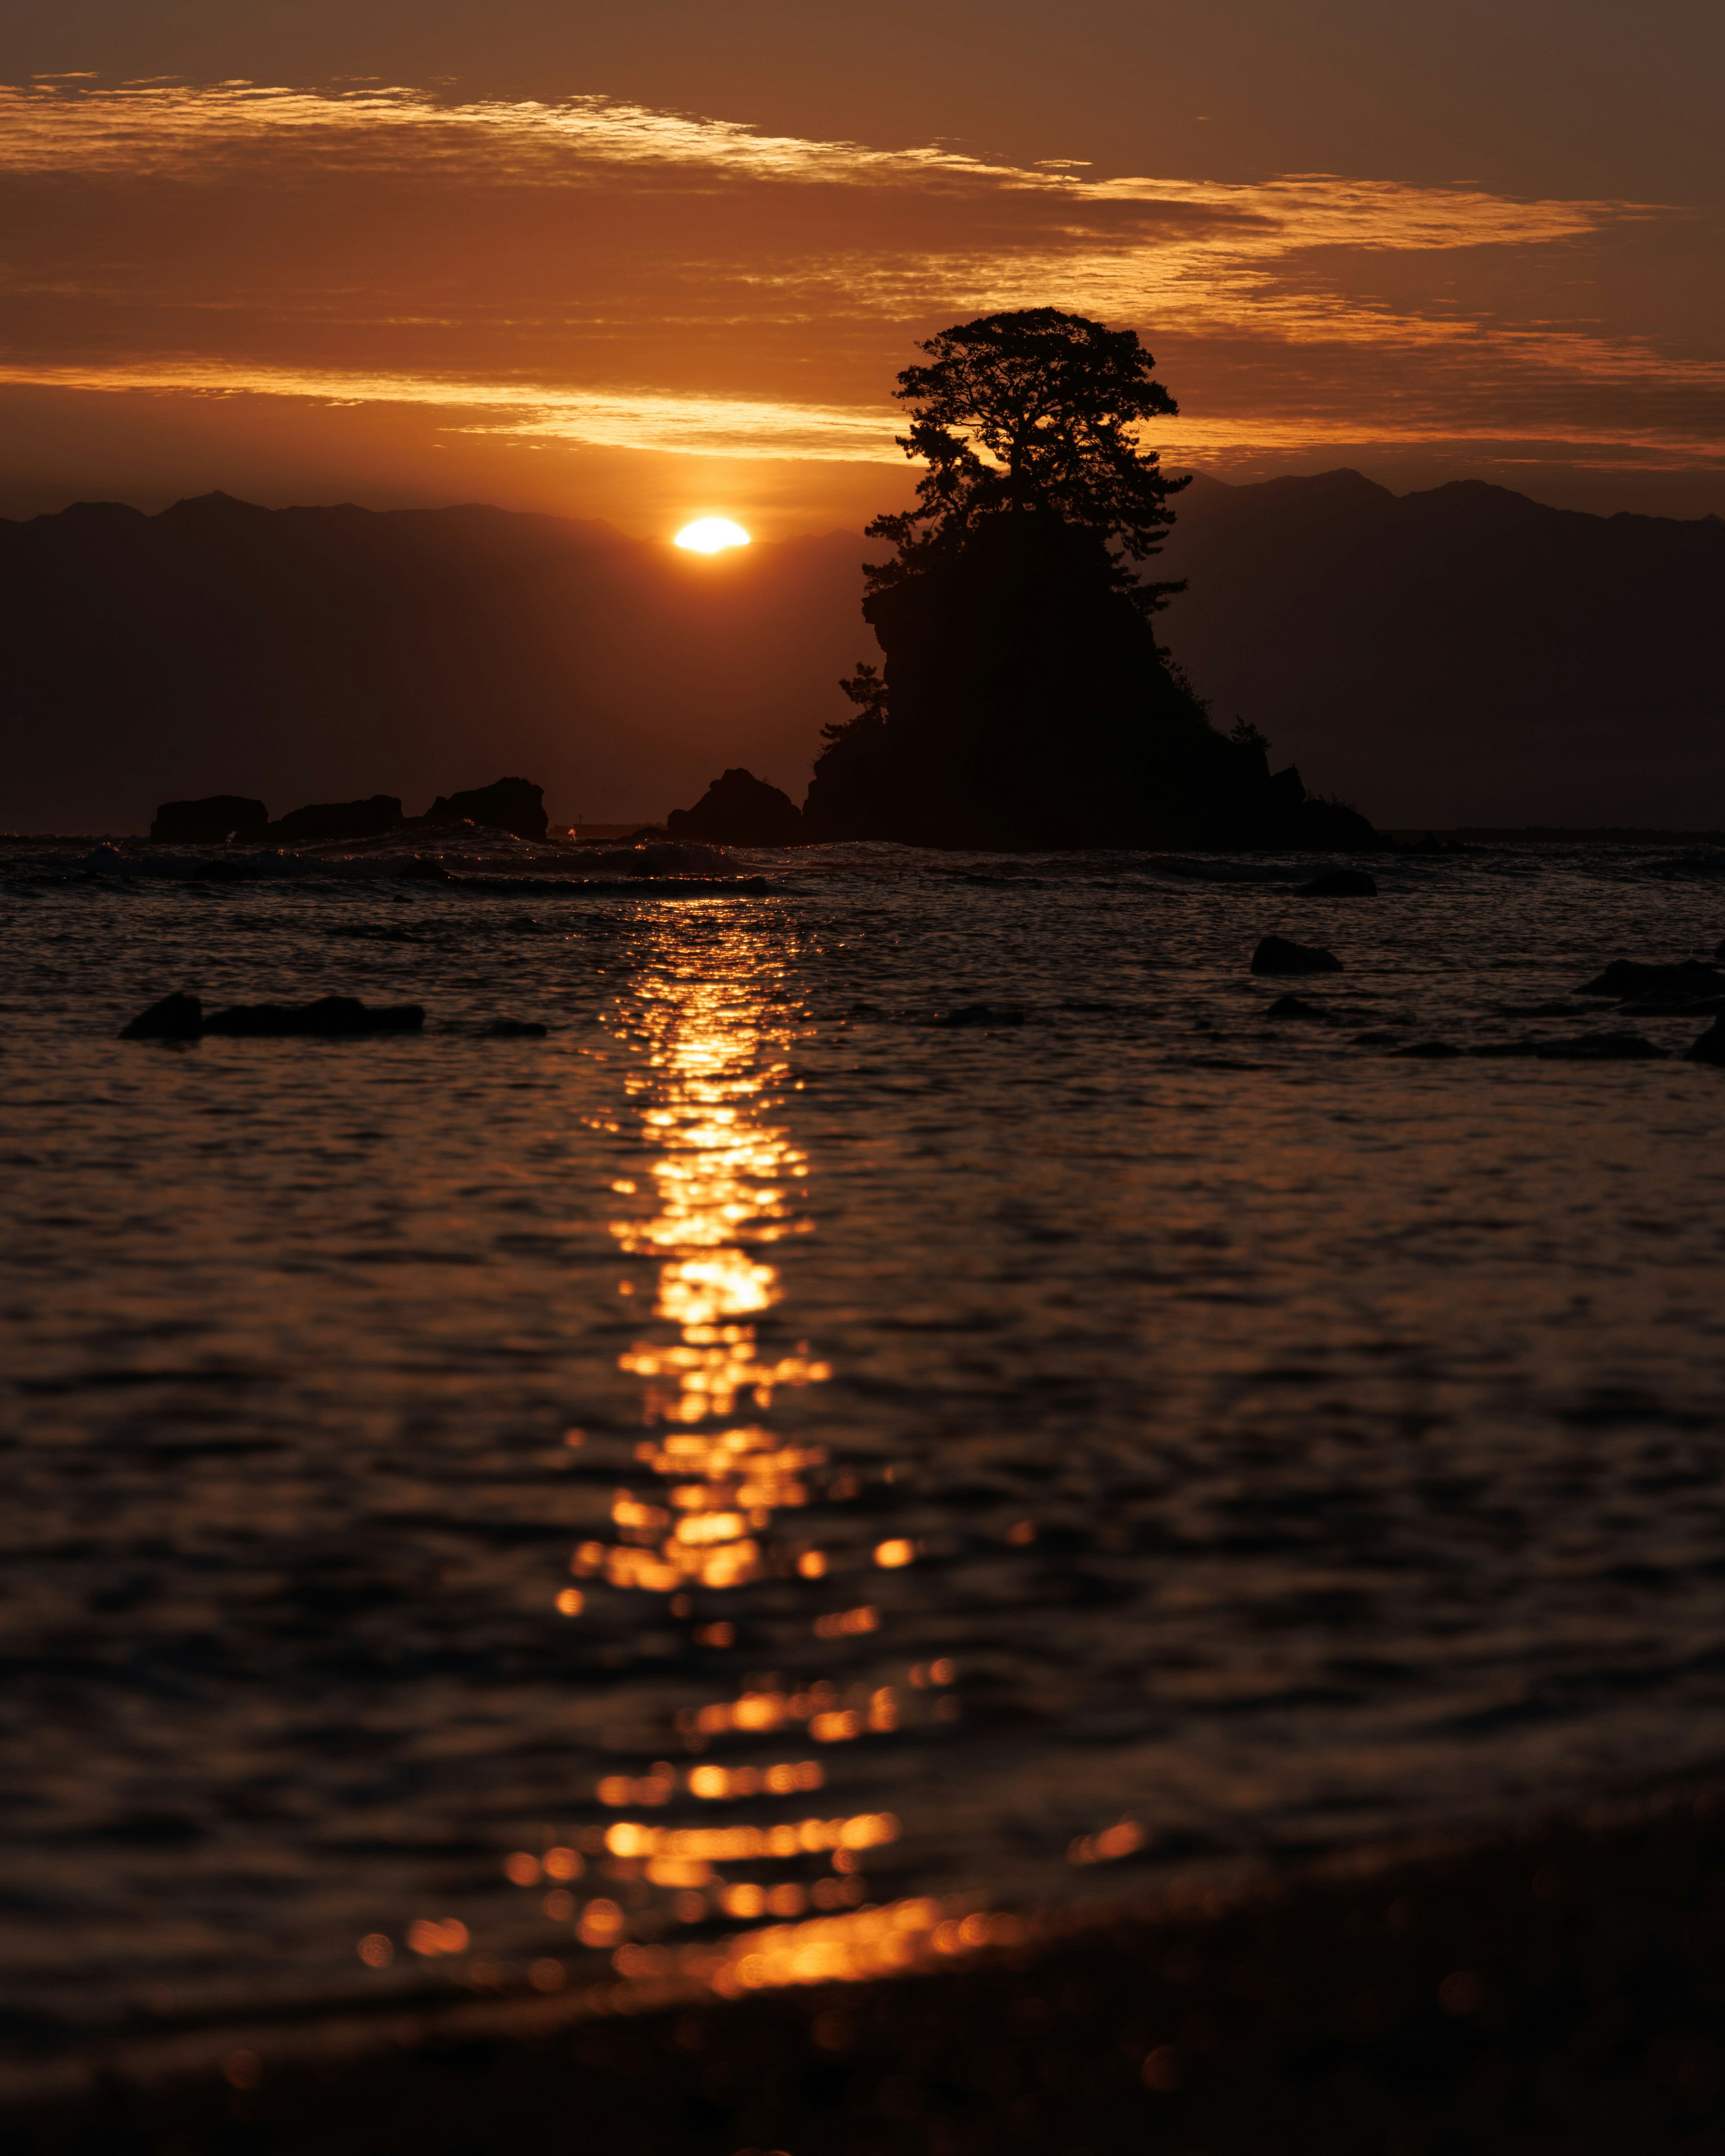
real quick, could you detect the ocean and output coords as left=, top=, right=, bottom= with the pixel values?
left=3, top=833, right=1723, bottom=2068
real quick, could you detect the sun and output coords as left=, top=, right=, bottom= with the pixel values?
left=675, top=517, right=751, bottom=554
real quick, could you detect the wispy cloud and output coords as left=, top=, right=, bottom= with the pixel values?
left=1, top=80, right=1717, bottom=477
left=0, top=359, right=903, bottom=461
left=0, top=80, right=1624, bottom=248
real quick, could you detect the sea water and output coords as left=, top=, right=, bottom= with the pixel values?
left=2, top=838, right=1723, bottom=2048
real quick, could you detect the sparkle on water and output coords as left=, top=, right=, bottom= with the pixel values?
left=675, top=517, right=752, bottom=553
left=5, top=838, right=1725, bottom=2039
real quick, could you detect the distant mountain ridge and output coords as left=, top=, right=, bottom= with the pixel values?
left=1157, top=469, right=1724, bottom=828
left=0, top=492, right=864, bottom=832
left=2, top=473, right=1720, bottom=833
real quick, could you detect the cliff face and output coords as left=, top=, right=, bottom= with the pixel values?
left=804, top=516, right=1379, bottom=850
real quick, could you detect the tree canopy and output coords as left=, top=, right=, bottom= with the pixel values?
left=865, top=307, right=1188, bottom=615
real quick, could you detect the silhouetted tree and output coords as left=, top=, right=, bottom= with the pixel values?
left=802, top=307, right=1381, bottom=852
left=820, top=659, right=889, bottom=744
left=864, top=307, right=1188, bottom=616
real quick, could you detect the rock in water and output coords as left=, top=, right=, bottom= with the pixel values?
left=424, top=778, right=548, bottom=841
left=1251, top=935, right=1342, bottom=976
left=120, top=991, right=203, bottom=1039
left=932, top=1003, right=1025, bottom=1028
left=263, top=796, right=402, bottom=845
left=150, top=797, right=268, bottom=845
left=201, top=997, right=424, bottom=1037
left=1688, top=1017, right=1725, bottom=1065
left=1265, top=993, right=1332, bottom=1020
left=667, top=769, right=804, bottom=846
left=1538, top=1034, right=1667, bottom=1060
left=1297, top=868, right=1377, bottom=896
left=799, top=515, right=1383, bottom=851
left=1576, top=958, right=1725, bottom=998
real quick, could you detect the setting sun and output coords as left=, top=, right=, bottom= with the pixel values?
left=675, top=517, right=751, bottom=553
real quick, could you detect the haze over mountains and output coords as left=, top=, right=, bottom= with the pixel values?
left=1159, top=471, right=1724, bottom=830
left=3, top=473, right=1720, bottom=835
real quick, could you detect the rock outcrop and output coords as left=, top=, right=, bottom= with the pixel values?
left=149, top=796, right=268, bottom=845
left=423, top=778, right=548, bottom=841
left=121, top=991, right=204, bottom=1039
left=1251, top=935, right=1342, bottom=976
left=667, top=769, right=804, bottom=846
left=263, top=795, right=402, bottom=845
left=1688, top=1017, right=1725, bottom=1065
left=1577, top=958, right=1725, bottom=998
left=1298, top=869, right=1378, bottom=896
left=119, top=993, right=424, bottom=1039
left=202, top=997, right=423, bottom=1037
left=802, top=515, right=1383, bottom=852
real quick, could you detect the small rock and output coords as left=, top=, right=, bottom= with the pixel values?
left=202, top=997, right=425, bottom=1037
left=1393, top=1041, right=1461, bottom=1057
left=1350, top=1029, right=1402, bottom=1047
left=933, top=1003, right=1026, bottom=1028
left=1297, top=869, right=1377, bottom=897
left=263, top=795, right=402, bottom=846
left=1265, top=994, right=1331, bottom=1020
left=1537, top=1034, right=1666, bottom=1061
left=422, top=777, right=548, bottom=842
left=1619, top=991, right=1725, bottom=1016
left=1687, top=1017, right=1725, bottom=1065
left=667, top=768, right=803, bottom=847
left=120, top=991, right=203, bottom=1040
left=480, top=1019, right=547, bottom=1038
left=1251, top=935, right=1342, bottom=976
left=1575, top=959, right=1725, bottom=999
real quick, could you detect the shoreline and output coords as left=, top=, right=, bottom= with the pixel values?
left=8, top=1764, right=1725, bottom=2154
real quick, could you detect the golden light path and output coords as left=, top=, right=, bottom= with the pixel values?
left=674, top=518, right=752, bottom=554
left=371, top=914, right=1156, bottom=2007
left=494, top=916, right=990, bottom=1999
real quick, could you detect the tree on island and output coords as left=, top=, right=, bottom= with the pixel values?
left=862, top=308, right=1188, bottom=618
left=804, top=307, right=1378, bottom=851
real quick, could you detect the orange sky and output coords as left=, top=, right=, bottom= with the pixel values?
left=3, top=1, right=1722, bottom=529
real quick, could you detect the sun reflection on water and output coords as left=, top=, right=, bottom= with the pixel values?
left=493, top=933, right=990, bottom=1995
left=581, top=963, right=831, bottom=1596
left=355, top=923, right=1137, bottom=2003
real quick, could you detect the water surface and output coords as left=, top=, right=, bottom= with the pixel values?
left=3, top=837, right=1723, bottom=2044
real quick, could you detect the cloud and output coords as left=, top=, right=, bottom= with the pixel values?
left=0, top=80, right=1717, bottom=477
left=0, top=359, right=905, bottom=462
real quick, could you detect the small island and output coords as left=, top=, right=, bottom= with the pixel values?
left=670, top=308, right=1381, bottom=853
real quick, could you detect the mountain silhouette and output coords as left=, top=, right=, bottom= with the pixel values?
left=2, top=476, right=1720, bottom=834
left=0, top=493, right=862, bottom=832
left=1155, top=470, right=1724, bottom=828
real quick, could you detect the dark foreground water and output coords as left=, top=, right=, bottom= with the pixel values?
left=2, top=835, right=1723, bottom=2056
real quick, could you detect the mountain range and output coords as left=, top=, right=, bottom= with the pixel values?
left=3, top=473, right=1720, bottom=834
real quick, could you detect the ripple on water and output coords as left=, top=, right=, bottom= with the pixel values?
left=0, top=840, right=1723, bottom=2041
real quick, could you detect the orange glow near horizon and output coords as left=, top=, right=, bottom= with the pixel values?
left=1, top=75, right=1719, bottom=528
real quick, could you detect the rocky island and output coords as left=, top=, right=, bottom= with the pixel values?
left=790, top=308, right=1381, bottom=852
